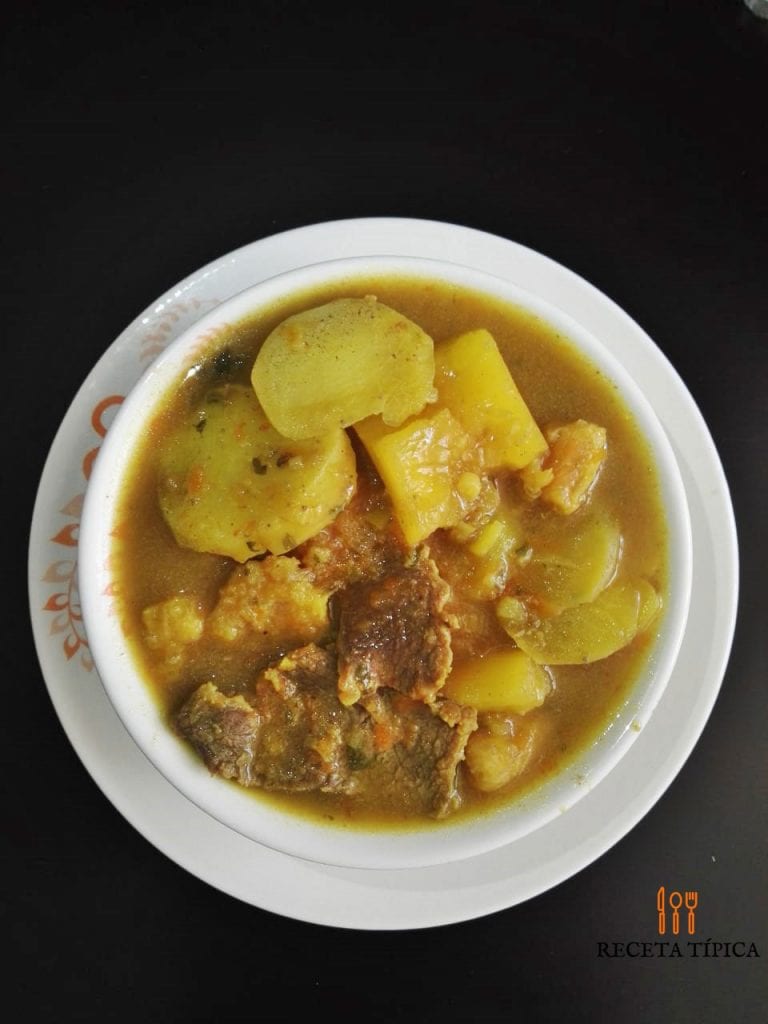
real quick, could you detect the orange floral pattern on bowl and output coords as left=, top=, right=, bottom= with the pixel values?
left=43, top=395, right=123, bottom=670
left=41, top=294, right=220, bottom=670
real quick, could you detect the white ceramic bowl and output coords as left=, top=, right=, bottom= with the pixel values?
left=78, top=255, right=692, bottom=870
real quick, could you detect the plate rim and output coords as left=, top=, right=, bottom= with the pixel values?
left=28, top=216, right=739, bottom=929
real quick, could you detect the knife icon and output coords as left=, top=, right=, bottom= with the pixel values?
left=657, top=885, right=666, bottom=935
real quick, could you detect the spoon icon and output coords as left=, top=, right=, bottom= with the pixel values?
left=669, top=890, right=683, bottom=935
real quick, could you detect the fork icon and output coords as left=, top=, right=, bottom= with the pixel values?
left=685, top=890, right=698, bottom=935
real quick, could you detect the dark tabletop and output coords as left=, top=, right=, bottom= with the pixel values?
left=7, top=1, right=767, bottom=1020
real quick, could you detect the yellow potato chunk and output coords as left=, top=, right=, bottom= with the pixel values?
left=517, top=512, right=622, bottom=614
left=354, top=407, right=476, bottom=546
left=158, top=384, right=356, bottom=561
left=511, top=579, right=660, bottom=665
left=468, top=518, right=507, bottom=557
left=465, top=734, right=524, bottom=792
left=251, top=296, right=436, bottom=439
left=442, top=649, right=552, bottom=714
left=495, top=595, right=529, bottom=633
left=434, top=329, right=548, bottom=470
left=464, top=717, right=546, bottom=792
left=465, top=507, right=526, bottom=600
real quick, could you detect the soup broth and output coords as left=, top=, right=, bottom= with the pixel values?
left=113, top=275, right=667, bottom=829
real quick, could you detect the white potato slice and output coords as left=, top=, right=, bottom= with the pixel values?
left=251, top=296, right=436, bottom=439
left=157, top=384, right=356, bottom=561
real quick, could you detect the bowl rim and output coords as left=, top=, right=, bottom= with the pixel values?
left=78, top=253, right=692, bottom=870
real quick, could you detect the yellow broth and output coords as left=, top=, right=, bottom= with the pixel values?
left=112, top=275, right=667, bottom=829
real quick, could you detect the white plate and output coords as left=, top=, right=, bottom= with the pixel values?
left=28, top=218, right=738, bottom=930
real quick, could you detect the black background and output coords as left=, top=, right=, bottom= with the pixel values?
left=7, top=1, right=767, bottom=1020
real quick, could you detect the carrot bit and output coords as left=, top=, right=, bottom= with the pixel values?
left=186, top=464, right=205, bottom=496
left=373, top=722, right=396, bottom=753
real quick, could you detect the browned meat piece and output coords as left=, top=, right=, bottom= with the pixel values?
left=335, top=549, right=455, bottom=706
left=297, top=487, right=406, bottom=592
left=176, top=684, right=263, bottom=784
left=176, top=644, right=369, bottom=793
left=253, top=645, right=370, bottom=792
left=358, top=692, right=477, bottom=817
left=176, top=640, right=476, bottom=816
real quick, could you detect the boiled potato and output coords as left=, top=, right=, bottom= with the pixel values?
left=251, top=296, right=436, bottom=439
left=465, top=733, right=524, bottom=792
left=516, top=511, right=622, bottom=613
left=511, top=578, right=660, bottom=665
left=158, top=384, right=356, bottom=561
left=434, top=329, right=548, bottom=470
left=464, top=717, right=546, bottom=792
left=442, top=649, right=552, bottom=714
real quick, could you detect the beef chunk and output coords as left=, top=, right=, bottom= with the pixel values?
left=358, top=692, right=477, bottom=817
left=177, top=644, right=368, bottom=793
left=253, top=645, right=369, bottom=792
left=177, top=637, right=476, bottom=817
left=335, top=549, right=455, bottom=706
left=297, top=487, right=405, bottom=592
left=176, top=684, right=262, bottom=784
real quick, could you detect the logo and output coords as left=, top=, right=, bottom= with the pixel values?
left=595, top=887, right=761, bottom=959
left=657, top=885, right=697, bottom=935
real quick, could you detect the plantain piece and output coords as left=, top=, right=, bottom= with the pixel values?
left=516, top=511, right=622, bottom=614
left=251, top=296, right=436, bottom=439
left=511, top=578, right=661, bottom=665
left=157, top=384, right=356, bottom=561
